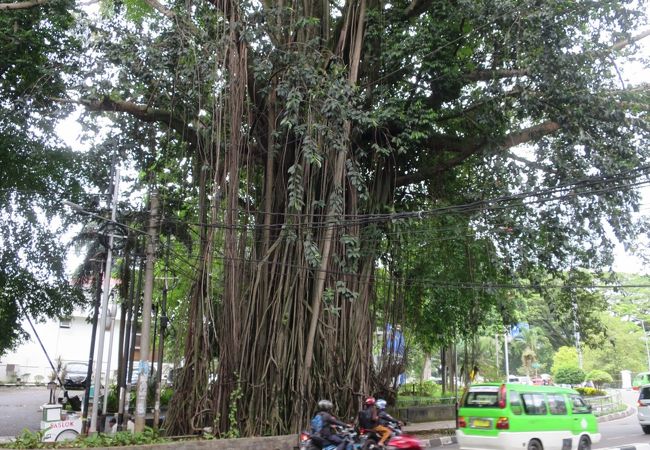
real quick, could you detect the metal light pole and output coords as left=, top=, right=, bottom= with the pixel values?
left=90, top=167, right=120, bottom=433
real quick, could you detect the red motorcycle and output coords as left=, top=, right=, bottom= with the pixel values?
left=358, top=425, right=425, bottom=450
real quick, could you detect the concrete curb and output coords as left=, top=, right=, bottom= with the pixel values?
left=424, top=434, right=458, bottom=448
left=598, top=445, right=650, bottom=450
left=598, top=406, right=635, bottom=423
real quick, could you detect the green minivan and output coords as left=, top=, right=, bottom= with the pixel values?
left=633, top=372, right=650, bottom=390
left=457, top=383, right=600, bottom=450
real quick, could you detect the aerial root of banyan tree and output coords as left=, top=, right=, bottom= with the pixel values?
left=162, top=0, right=387, bottom=437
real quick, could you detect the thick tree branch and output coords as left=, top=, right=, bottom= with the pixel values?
left=437, top=86, right=525, bottom=122
left=506, top=152, right=546, bottom=171
left=396, top=144, right=480, bottom=187
left=0, top=0, right=47, bottom=10
left=141, top=0, right=175, bottom=19
left=464, top=69, right=529, bottom=82
left=396, top=121, right=560, bottom=187
left=503, top=121, right=560, bottom=148
left=611, top=29, right=650, bottom=51
left=404, top=0, right=433, bottom=18
left=53, top=96, right=199, bottom=149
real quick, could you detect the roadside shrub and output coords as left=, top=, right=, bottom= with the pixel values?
left=586, top=369, right=613, bottom=388
left=1, top=427, right=169, bottom=449
left=576, top=387, right=606, bottom=397
left=554, top=366, right=585, bottom=386
left=398, top=381, right=439, bottom=397
left=160, top=387, right=173, bottom=408
left=106, top=385, right=119, bottom=412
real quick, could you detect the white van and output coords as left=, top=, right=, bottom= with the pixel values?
left=508, top=375, right=531, bottom=385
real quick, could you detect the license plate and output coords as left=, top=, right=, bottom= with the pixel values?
left=471, top=418, right=492, bottom=429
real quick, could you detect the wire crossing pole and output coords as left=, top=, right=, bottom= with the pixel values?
left=135, top=190, right=159, bottom=432
left=90, top=167, right=120, bottom=433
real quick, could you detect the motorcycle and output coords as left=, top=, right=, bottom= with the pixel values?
left=299, top=426, right=363, bottom=450
left=358, top=423, right=424, bottom=450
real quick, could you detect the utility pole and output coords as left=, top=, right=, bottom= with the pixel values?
left=153, top=234, right=171, bottom=429
left=90, top=166, right=120, bottom=433
left=495, top=333, right=500, bottom=374
left=135, top=190, right=159, bottom=432
left=504, top=328, right=510, bottom=381
left=102, top=300, right=117, bottom=416
left=116, top=247, right=136, bottom=430
left=82, top=261, right=102, bottom=435
left=573, top=294, right=583, bottom=370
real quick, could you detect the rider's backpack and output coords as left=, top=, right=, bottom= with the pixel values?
left=310, top=412, right=325, bottom=435
left=358, top=407, right=377, bottom=429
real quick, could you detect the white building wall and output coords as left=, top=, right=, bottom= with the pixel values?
left=0, top=304, right=122, bottom=384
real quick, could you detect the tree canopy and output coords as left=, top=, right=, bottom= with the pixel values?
left=2, top=0, right=650, bottom=436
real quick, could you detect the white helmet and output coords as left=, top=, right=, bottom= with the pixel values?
left=317, top=399, right=333, bottom=411
left=376, top=399, right=387, bottom=410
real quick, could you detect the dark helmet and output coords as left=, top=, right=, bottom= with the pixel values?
left=364, top=396, right=376, bottom=406
left=317, top=399, right=333, bottom=411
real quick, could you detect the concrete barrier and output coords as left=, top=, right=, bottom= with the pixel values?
left=395, top=405, right=456, bottom=423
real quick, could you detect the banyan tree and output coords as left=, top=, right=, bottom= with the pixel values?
left=2, top=0, right=650, bottom=438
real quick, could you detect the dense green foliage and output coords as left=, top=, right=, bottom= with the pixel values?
left=554, top=366, right=586, bottom=386
left=1, top=428, right=168, bottom=449
left=586, top=370, right=613, bottom=388
left=0, top=0, right=90, bottom=355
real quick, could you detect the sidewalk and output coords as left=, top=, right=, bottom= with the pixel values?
left=403, top=420, right=458, bottom=448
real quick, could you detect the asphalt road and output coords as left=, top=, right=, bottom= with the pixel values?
left=594, top=407, right=650, bottom=449
left=0, top=385, right=52, bottom=437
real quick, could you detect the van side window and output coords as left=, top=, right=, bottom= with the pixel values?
left=547, top=394, right=568, bottom=415
left=509, top=391, right=523, bottom=415
left=570, top=394, right=591, bottom=414
left=521, top=393, right=547, bottom=415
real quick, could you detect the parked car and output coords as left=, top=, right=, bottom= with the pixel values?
left=63, top=362, right=88, bottom=390
left=637, top=384, right=650, bottom=433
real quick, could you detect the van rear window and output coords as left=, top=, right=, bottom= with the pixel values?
left=463, top=388, right=499, bottom=407
left=640, top=387, right=650, bottom=400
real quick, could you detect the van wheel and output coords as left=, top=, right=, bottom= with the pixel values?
left=527, top=439, right=543, bottom=450
left=643, top=425, right=650, bottom=434
left=578, top=436, right=591, bottom=450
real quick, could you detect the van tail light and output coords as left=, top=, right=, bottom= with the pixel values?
left=639, top=400, right=642, bottom=407
left=498, top=384, right=507, bottom=408
left=457, top=416, right=466, bottom=428
left=496, top=417, right=509, bottom=430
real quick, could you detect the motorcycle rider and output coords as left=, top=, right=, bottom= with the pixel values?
left=311, top=399, right=350, bottom=450
left=358, top=397, right=391, bottom=447
left=376, top=399, right=404, bottom=434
